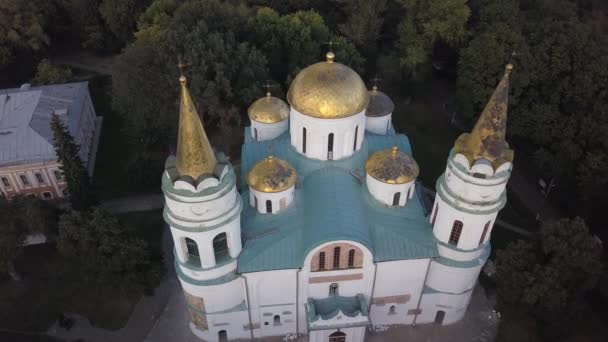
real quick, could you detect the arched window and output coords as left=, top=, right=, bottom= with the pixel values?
left=302, top=127, right=307, bottom=154
left=329, top=283, right=339, bottom=296
left=407, top=188, right=411, bottom=199
left=319, top=252, right=326, bottom=270
left=185, top=238, right=200, bottom=266
left=431, top=203, right=438, bottom=227
left=254, top=128, right=258, bottom=141
left=213, top=233, right=229, bottom=262
left=386, top=120, right=391, bottom=133
left=254, top=196, right=258, bottom=210
left=479, top=220, right=491, bottom=246
left=329, top=331, right=346, bottom=342
left=273, top=315, right=281, bottom=326
left=347, top=249, right=355, bottom=268
left=333, top=247, right=341, bottom=268
left=266, top=200, right=272, bottom=213
left=389, top=305, right=396, bottom=315
left=328, top=133, right=334, bottom=160
left=353, top=126, right=358, bottom=151
left=392, top=192, right=401, bottom=206
left=434, top=310, right=445, bottom=324
left=218, top=330, right=228, bottom=342
left=449, top=220, right=463, bottom=246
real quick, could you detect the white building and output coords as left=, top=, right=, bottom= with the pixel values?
left=162, top=55, right=515, bottom=341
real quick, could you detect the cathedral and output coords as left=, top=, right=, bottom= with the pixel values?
left=161, top=51, right=514, bottom=342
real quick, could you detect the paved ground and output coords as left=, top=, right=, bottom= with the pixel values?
left=98, top=193, right=164, bottom=213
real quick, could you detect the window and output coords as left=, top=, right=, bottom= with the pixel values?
left=302, top=127, right=307, bottom=154
left=218, top=330, right=228, bottom=342
left=254, top=196, right=258, bottom=210
left=431, top=204, right=438, bottom=227
left=353, top=126, right=358, bottom=151
left=35, top=173, right=45, bottom=184
left=254, top=128, right=258, bottom=141
left=407, top=188, right=411, bottom=199
left=386, top=120, right=391, bottom=133
left=185, top=238, right=200, bottom=266
left=42, top=192, right=52, bottom=200
left=392, top=192, right=401, bottom=206
left=348, top=249, right=355, bottom=268
left=20, top=174, right=30, bottom=186
left=329, top=331, right=346, bottom=342
left=329, top=283, right=339, bottom=296
left=479, top=221, right=491, bottom=246
left=62, top=189, right=69, bottom=197
left=213, top=233, right=229, bottom=262
left=53, top=170, right=64, bottom=182
left=449, top=220, right=463, bottom=246
left=1, top=177, right=10, bottom=187
left=435, top=310, right=445, bottom=324
left=273, top=315, right=281, bottom=326
left=266, top=200, right=272, bottom=213
left=389, top=305, right=396, bottom=315
left=319, top=252, right=326, bottom=270
left=327, top=133, right=334, bottom=160
left=333, top=247, right=341, bottom=268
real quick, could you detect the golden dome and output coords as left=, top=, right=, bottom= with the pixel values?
left=287, top=52, right=369, bottom=119
left=366, top=86, right=395, bottom=117
left=248, top=92, right=290, bottom=124
left=247, top=156, right=297, bottom=193
left=365, top=146, right=420, bottom=184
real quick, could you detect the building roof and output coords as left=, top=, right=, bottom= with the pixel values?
left=0, top=82, right=89, bottom=166
left=237, top=130, right=438, bottom=273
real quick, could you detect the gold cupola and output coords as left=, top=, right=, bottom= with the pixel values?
left=287, top=52, right=369, bottom=119
left=247, top=156, right=297, bottom=193
left=453, top=64, right=514, bottom=169
left=248, top=92, right=290, bottom=124
left=366, top=85, right=395, bottom=117
left=365, top=146, right=420, bottom=184
left=175, top=75, right=217, bottom=179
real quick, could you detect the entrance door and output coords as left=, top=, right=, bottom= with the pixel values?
left=218, top=330, right=228, bottom=342
left=329, top=331, right=346, bottom=342
left=434, top=310, right=445, bottom=324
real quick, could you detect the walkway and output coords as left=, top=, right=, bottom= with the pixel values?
left=50, top=51, right=116, bottom=76
left=98, top=193, right=164, bottom=213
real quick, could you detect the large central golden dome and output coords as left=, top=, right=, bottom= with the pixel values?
left=287, top=52, right=369, bottom=119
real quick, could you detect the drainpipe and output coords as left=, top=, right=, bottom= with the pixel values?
left=413, top=259, right=432, bottom=326
left=368, top=262, right=378, bottom=313
left=296, top=268, right=301, bottom=336
left=239, top=275, right=255, bottom=340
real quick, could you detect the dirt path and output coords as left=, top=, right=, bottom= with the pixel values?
left=50, top=50, right=117, bottom=76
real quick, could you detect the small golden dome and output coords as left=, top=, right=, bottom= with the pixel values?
left=248, top=92, right=290, bottom=124
left=287, top=55, right=369, bottom=119
left=365, top=146, right=420, bottom=184
left=366, top=86, right=395, bottom=117
left=247, top=156, right=297, bottom=193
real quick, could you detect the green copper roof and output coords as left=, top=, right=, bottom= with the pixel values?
left=307, top=294, right=369, bottom=321
left=237, top=129, right=438, bottom=273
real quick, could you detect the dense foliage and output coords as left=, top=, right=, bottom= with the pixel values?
left=32, top=59, right=73, bottom=85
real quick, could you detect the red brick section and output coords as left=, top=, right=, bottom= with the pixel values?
left=184, top=291, right=208, bottom=330
left=310, top=243, right=364, bottom=271
left=371, top=294, right=411, bottom=305
left=309, top=273, right=364, bottom=284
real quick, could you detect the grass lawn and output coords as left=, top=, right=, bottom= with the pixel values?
left=0, top=209, right=165, bottom=332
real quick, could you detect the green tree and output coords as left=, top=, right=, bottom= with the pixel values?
left=50, top=114, right=95, bottom=211
left=0, top=196, right=57, bottom=280
left=396, top=0, right=470, bottom=73
left=57, top=208, right=162, bottom=292
left=339, top=0, right=387, bottom=55
left=98, top=0, right=151, bottom=44
left=32, top=59, right=73, bottom=85
left=495, top=218, right=603, bottom=322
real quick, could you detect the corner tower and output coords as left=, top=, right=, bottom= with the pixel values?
left=162, top=75, right=249, bottom=341
left=418, top=65, right=515, bottom=325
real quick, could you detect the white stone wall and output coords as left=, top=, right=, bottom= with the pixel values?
left=190, top=310, right=251, bottom=341
left=250, top=120, right=289, bottom=141
left=417, top=290, right=474, bottom=325
left=248, top=186, right=295, bottom=214
left=425, top=261, right=481, bottom=294
left=365, top=114, right=392, bottom=135
left=366, top=175, right=415, bottom=207
left=309, top=327, right=366, bottom=342
left=370, top=259, right=430, bottom=326
left=289, top=108, right=367, bottom=160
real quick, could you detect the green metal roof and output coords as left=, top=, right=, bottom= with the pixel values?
left=237, top=129, right=438, bottom=274
left=307, top=294, right=369, bottom=321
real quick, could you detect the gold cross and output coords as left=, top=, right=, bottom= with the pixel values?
left=371, top=75, right=382, bottom=87
left=177, top=57, right=191, bottom=76
left=263, top=80, right=276, bottom=94
left=322, top=38, right=339, bottom=51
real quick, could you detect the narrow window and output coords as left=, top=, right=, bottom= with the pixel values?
left=386, top=120, right=391, bottom=133
left=254, top=128, right=258, bottom=141
left=273, top=315, right=281, bottom=326
left=319, top=252, right=326, bottom=270
left=392, top=192, right=401, bottom=206
left=254, top=196, right=258, bottom=210
left=213, top=232, right=229, bottom=262
left=1, top=177, right=10, bottom=187
left=329, top=283, right=339, bottom=296
left=266, top=200, right=272, bottom=213
left=35, top=173, right=45, bottom=184
left=327, top=133, right=334, bottom=160
left=479, top=220, right=491, bottom=246
left=185, top=238, right=200, bottom=266
left=347, top=249, right=355, bottom=268
left=302, top=127, right=307, bottom=154
left=431, top=203, right=438, bottom=227
left=20, top=175, right=30, bottom=186
left=353, top=126, right=358, bottom=151
left=449, top=220, right=463, bottom=246
left=389, top=305, right=396, bottom=315
left=53, top=170, right=64, bottom=182
left=333, top=246, right=341, bottom=268
left=407, top=188, right=411, bottom=199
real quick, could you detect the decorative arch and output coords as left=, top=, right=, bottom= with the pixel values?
left=310, top=243, right=364, bottom=271
left=213, top=232, right=229, bottom=262
left=329, top=331, right=346, bottom=342
left=184, top=237, right=200, bottom=267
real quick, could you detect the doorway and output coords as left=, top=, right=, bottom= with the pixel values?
left=434, top=310, right=445, bottom=324
left=329, top=331, right=346, bottom=342
left=218, top=330, right=227, bottom=342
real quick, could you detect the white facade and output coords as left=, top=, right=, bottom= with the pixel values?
left=250, top=119, right=288, bottom=141
left=248, top=185, right=295, bottom=214
left=365, top=114, right=392, bottom=135
left=289, top=108, right=366, bottom=161
left=366, top=174, right=416, bottom=207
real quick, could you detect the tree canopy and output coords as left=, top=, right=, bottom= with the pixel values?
left=32, top=59, right=73, bottom=85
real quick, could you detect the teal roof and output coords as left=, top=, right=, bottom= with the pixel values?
left=307, top=294, right=369, bottom=321
left=237, top=129, right=438, bottom=273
